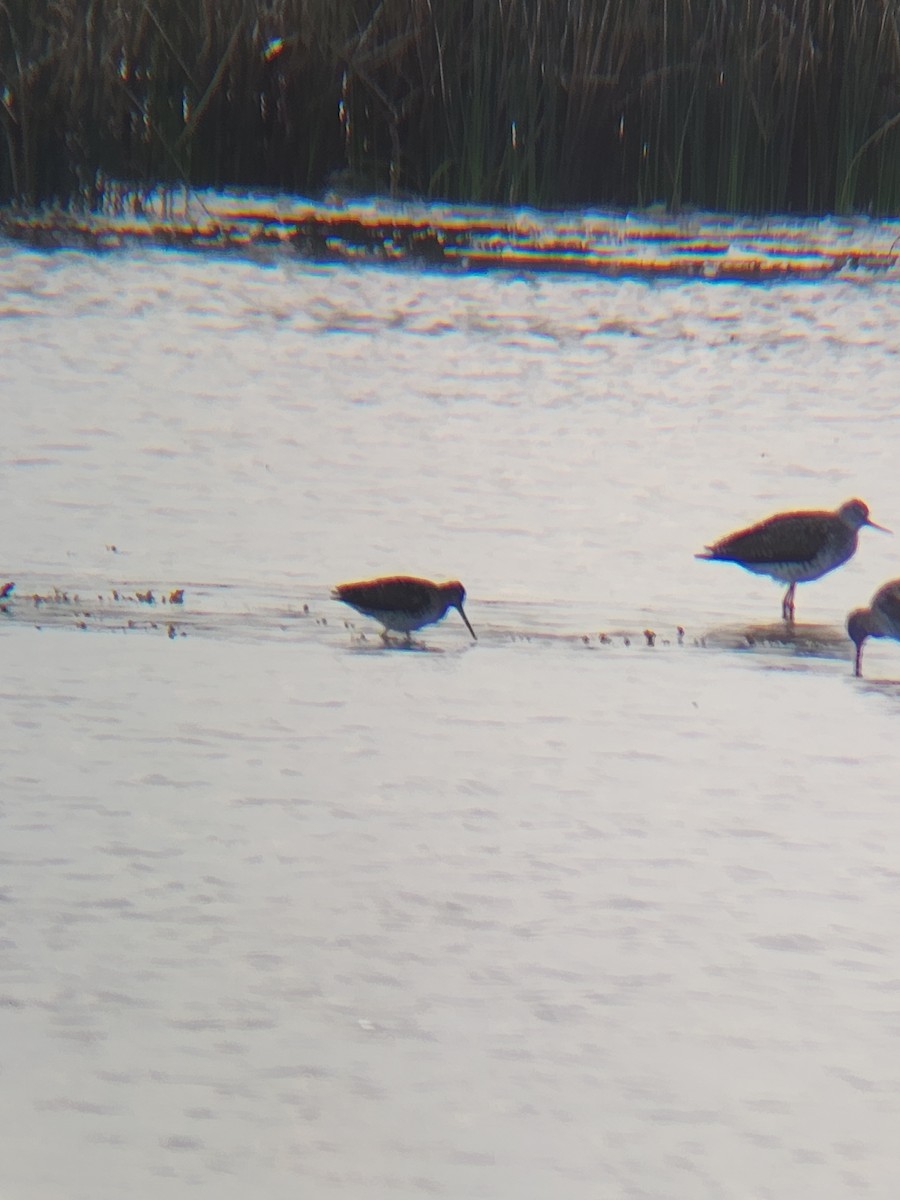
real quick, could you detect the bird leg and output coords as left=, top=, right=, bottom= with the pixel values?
left=782, top=582, right=796, bottom=623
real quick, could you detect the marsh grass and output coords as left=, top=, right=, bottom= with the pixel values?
left=1, top=0, right=899, bottom=214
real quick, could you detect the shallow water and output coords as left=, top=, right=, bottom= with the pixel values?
left=3, top=234, right=900, bottom=1199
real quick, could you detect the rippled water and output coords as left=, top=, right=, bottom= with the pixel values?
left=3, top=236, right=900, bottom=1199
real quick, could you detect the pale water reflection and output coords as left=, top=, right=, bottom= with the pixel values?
left=2, top=241, right=900, bottom=1199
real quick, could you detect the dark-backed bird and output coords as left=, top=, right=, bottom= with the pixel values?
left=332, top=575, right=476, bottom=642
left=696, top=498, right=888, bottom=622
left=847, top=580, right=900, bottom=677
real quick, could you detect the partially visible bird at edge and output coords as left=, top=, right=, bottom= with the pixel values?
left=847, top=580, right=900, bottom=677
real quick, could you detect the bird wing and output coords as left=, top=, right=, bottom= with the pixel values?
left=334, top=577, right=432, bottom=615
left=707, top=512, right=833, bottom=565
left=875, top=581, right=900, bottom=627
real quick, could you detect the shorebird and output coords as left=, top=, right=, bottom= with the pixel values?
left=331, top=575, right=476, bottom=642
left=696, top=498, right=888, bottom=622
left=847, top=580, right=900, bottom=677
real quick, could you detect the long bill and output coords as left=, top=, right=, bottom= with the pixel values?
left=867, top=519, right=892, bottom=533
left=854, top=640, right=865, bottom=677
left=457, top=604, right=477, bottom=640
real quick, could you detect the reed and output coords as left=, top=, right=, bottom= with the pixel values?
left=1, top=0, right=899, bottom=214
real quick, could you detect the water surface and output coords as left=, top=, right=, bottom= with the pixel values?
left=2, top=236, right=900, bottom=1199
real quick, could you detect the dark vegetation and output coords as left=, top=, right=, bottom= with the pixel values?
left=2, top=0, right=900, bottom=215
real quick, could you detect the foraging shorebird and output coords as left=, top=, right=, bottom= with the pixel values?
left=847, top=580, right=900, bottom=677
left=696, top=498, right=888, bottom=622
left=332, top=575, right=476, bottom=642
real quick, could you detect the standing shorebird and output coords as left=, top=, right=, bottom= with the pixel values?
left=332, top=575, right=476, bottom=642
left=847, top=580, right=900, bottom=677
left=696, top=498, right=888, bottom=622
